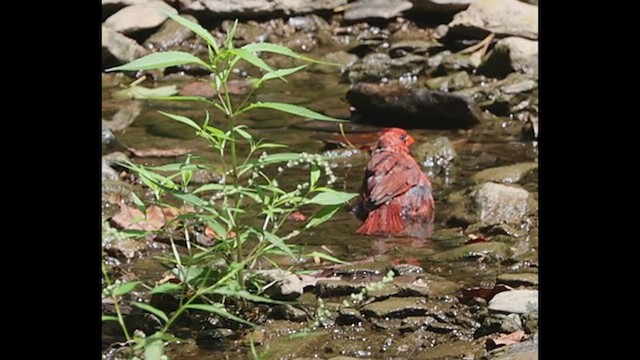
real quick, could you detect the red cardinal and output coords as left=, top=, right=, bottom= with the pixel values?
left=355, top=128, right=435, bottom=238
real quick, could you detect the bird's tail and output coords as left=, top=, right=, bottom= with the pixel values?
left=356, top=202, right=405, bottom=235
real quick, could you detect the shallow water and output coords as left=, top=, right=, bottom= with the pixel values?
left=102, top=51, right=537, bottom=359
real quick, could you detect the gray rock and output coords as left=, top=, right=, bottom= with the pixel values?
left=103, top=100, right=143, bottom=132
left=395, top=274, right=460, bottom=297
left=480, top=37, right=538, bottom=78
left=388, top=40, right=441, bottom=58
left=361, top=297, right=434, bottom=318
left=426, top=50, right=477, bottom=74
left=104, top=1, right=177, bottom=34
left=446, top=182, right=535, bottom=227
left=425, top=71, right=473, bottom=92
left=488, top=289, right=538, bottom=314
left=473, top=182, right=534, bottom=225
left=273, top=304, right=308, bottom=321
left=256, top=269, right=304, bottom=300
left=102, top=25, right=148, bottom=64
left=177, top=0, right=347, bottom=16
left=497, top=272, right=538, bottom=287
left=102, top=159, right=120, bottom=181
left=410, top=0, right=473, bottom=14
left=448, top=0, right=538, bottom=40
left=346, top=82, right=483, bottom=129
left=413, top=136, right=457, bottom=176
left=287, top=14, right=329, bottom=31
left=500, top=313, right=523, bottom=332
left=471, top=162, right=538, bottom=184
left=104, top=239, right=147, bottom=259
left=346, top=52, right=427, bottom=83
left=344, top=0, right=413, bottom=21
left=336, top=308, right=365, bottom=325
left=143, top=14, right=198, bottom=50
left=488, top=332, right=538, bottom=360
left=429, top=241, right=511, bottom=262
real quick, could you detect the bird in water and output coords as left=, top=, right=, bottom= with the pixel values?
left=354, top=127, right=435, bottom=238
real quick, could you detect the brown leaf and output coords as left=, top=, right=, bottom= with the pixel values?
left=486, top=330, right=526, bottom=349
left=111, top=204, right=178, bottom=231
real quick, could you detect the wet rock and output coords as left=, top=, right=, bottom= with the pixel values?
left=272, top=304, right=308, bottom=321
left=521, top=312, right=538, bottom=334
left=178, top=81, right=217, bottom=98
left=391, top=263, right=424, bottom=275
left=143, top=15, right=198, bottom=50
left=336, top=308, right=365, bottom=325
left=277, top=31, right=318, bottom=52
left=488, top=289, right=538, bottom=314
left=446, top=182, right=536, bottom=227
left=102, top=25, right=148, bottom=65
left=195, top=328, right=229, bottom=350
left=500, top=313, right=523, bottom=332
left=316, top=280, right=367, bottom=297
left=413, top=136, right=457, bottom=176
left=426, top=50, right=477, bottom=75
left=103, top=100, right=143, bottom=131
left=454, top=73, right=537, bottom=117
left=343, top=0, right=413, bottom=21
left=177, top=0, right=347, bottom=17
left=287, top=14, right=329, bottom=31
left=104, top=239, right=147, bottom=259
left=102, top=159, right=120, bottom=181
left=310, top=51, right=359, bottom=74
left=223, top=20, right=267, bottom=45
left=480, top=37, right=538, bottom=78
left=410, top=0, right=473, bottom=14
left=427, top=321, right=462, bottom=333
left=389, top=40, right=441, bottom=58
left=425, top=71, right=473, bottom=92
left=429, top=241, right=511, bottom=262
left=497, top=273, right=538, bottom=287
left=104, top=1, right=177, bottom=34
left=431, top=227, right=468, bottom=248
left=361, top=297, right=432, bottom=318
left=256, top=269, right=304, bottom=300
left=420, top=340, right=486, bottom=359
left=346, top=82, right=483, bottom=129
left=447, top=0, right=538, bottom=40
left=471, top=162, right=538, bottom=184
left=394, top=273, right=460, bottom=297
left=346, top=52, right=426, bottom=83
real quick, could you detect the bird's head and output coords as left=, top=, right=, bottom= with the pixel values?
left=377, top=128, right=415, bottom=152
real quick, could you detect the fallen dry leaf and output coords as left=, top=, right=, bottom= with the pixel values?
left=460, top=284, right=513, bottom=302
left=486, top=329, right=526, bottom=349
left=111, top=204, right=180, bottom=231
left=465, top=234, right=491, bottom=245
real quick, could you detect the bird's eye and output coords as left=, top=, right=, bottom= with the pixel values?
left=400, top=134, right=408, bottom=140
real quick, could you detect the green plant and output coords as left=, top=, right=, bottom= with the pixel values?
left=102, top=10, right=357, bottom=359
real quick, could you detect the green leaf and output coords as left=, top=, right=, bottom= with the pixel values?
left=212, top=287, right=289, bottom=305
left=193, top=183, right=227, bottom=194
left=112, top=281, right=140, bottom=297
left=257, top=65, right=308, bottom=85
left=147, top=163, right=204, bottom=172
left=143, top=331, right=165, bottom=360
left=111, top=85, right=179, bottom=100
left=102, top=315, right=119, bottom=322
left=132, top=302, right=169, bottom=323
left=231, top=48, right=275, bottom=74
left=149, top=283, right=183, bottom=294
left=305, top=204, right=342, bottom=229
left=247, top=102, right=347, bottom=122
left=263, top=231, right=295, bottom=258
left=162, top=11, right=219, bottom=53
left=158, top=111, right=202, bottom=131
left=106, top=51, right=210, bottom=72
left=303, top=251, right=349, bottom=264
left=130, top=191, right=146, bottom=214
left=254, top=143, right=288, bottom=150
left=234, top=126, right=253, bottom=141
left=242, top=43, right=331, bottom=64
left=306, top=190, right=358, bottom=205
left=185, top=304, right=255, bottom=327
left=310, top=164, right=320, bottom=188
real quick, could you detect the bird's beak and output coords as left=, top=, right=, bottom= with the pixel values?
left=406, top=134, right=415, bottom=147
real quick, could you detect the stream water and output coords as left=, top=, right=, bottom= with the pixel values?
left=102, top=28, right=538, bottom=360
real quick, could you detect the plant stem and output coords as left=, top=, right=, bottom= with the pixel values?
left=102, top=262, right=131, bottom=341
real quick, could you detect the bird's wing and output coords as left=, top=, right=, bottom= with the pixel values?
left=366, top=151, right=422, bottom=206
